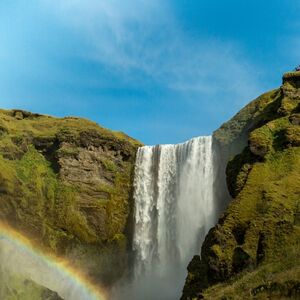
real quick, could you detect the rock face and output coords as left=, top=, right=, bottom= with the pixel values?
left=0, top=109, right=141, bottom=287
left=182, top=72, right=300, bottom=299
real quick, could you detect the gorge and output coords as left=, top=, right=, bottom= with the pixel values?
left=0, top=71, right=299, bottom=299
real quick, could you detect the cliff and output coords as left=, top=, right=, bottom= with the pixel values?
left=0, top=109, right=141, bottom=291
left=182, top=72, right=300, bottom=299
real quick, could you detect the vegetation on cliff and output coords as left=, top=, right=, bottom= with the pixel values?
left=0, top=272, right=63, bottom=300
left=182, top=72, right=300, bottom=299
left=0, top=109, right=141, bottom=289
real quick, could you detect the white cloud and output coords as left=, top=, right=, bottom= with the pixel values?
left=42, top=0, right=263, bottom=110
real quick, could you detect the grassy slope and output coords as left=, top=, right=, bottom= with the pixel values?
left=182, top=72, right=300, bottom=299
left=202, top=148, right=300, bottom=299
left=203, top=251, right=300, bottom=299
left=0, top=109, right=142, bottom=289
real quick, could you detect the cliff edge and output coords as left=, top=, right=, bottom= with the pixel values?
left=182, top=72, right=300, bottom=299
left=0, top=109, right=141, bottom=289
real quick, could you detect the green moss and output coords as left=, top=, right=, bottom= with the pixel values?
left=101, top=158, right=118, bottom=172
left=202, top=246, right=300, bottom=300
left=0, top=147, right=98, bottom=248
left=0, top=109, right=141, bottom=150
left=111, top=233, right=127, bottom=249
left=213, top=89, right=281, bottom=149
left=248, top=117, right=291, bottom=157
left=286, top=125, right=300, bottom=146
left=226, top=147, right=257, bottom=198
left=106, top=162, right=135, bottom=238
left=183, top=73, right=300, bottom=299
left=0, top=108, right=142, bottom=286
left=222, top=147, right=300, bottom=264
left=279, top=97, right=298, bottom=115
left=57, top=144, right=79, bottom=157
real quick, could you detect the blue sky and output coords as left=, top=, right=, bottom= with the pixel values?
left=0, top=0, right=299, bottom=145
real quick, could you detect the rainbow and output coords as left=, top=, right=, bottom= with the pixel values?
left=0, top=221, right=108, bottom=300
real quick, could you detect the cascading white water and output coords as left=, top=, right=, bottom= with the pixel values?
left=131, top=136, right=216, bottom=300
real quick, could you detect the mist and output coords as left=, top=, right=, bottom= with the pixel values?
left=111, top=136, right=218, bottom=300
left=0, top=237, right=99, bottom=300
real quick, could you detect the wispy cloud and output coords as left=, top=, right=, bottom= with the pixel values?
left=0, top=0, right=272, bottom=144
left=42, top=0, right=264, bottom=107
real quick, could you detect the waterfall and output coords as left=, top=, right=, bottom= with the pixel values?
left=131, top=136, right=216, bottom=300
